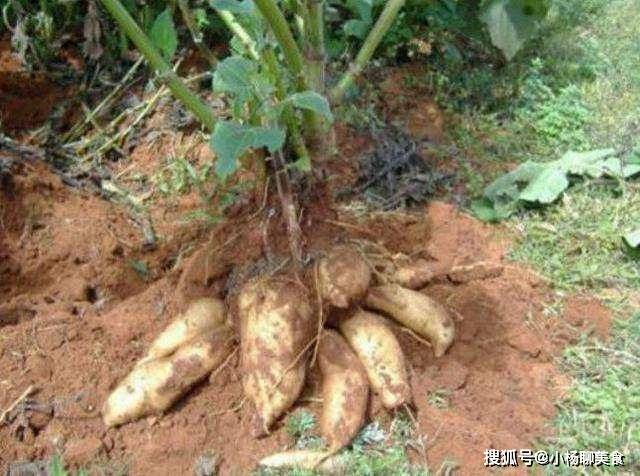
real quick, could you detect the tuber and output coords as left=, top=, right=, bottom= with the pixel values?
left=318, top=246, right=372, bottom=308
left=365, top=284, right=454, bottom=358
left=339, top=309, right=410, bottom=409
left=142, top=297, right=226, bottom=363
left=238, top=278, right=315, bottom=436
left=103, top=325, right=234, bottom=427
left=318, top=330, right=369, bottom=451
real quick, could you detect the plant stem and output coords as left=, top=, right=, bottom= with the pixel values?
left=99, top=0, right=216, bottom=131
left=306, top=0, right=325, bottom=92
left=253, top=0, right=323, bottom=145
left=215, top=9, right=261, bottom=61
left=264, top=48, right=311, bottom=169
left=330, top=0, right=405, bottom=102
left=252, top=0, right=307, bottom=90
left=176, top=0, right=218, bottom=66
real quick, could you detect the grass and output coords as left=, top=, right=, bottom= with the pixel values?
left=508, top=181, right=640, bottom=293
left=258, top=415, right=430, bottom=476
left=426, top=0, right=640, bottom=472
left=544, top=313, right=640, bottom=474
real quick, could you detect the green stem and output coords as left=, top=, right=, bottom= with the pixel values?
left=252, top=0, right=307, bottom=90
left=253, top=0, right=322, bottom=143
left=263, top=48, right=311, bottom=169
left=176, top=0, right=218, bottom=66
left=215, top=9, right=261, bottom=61
left=306, top=0, right=325, bottom=92
left=330, top=0, right=405, bottom=102
left=99, top=0, right=216, bottom=131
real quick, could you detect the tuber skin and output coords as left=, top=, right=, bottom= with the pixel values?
left=318, top=330, right=369, bottom=451
left=103, top=325, right=234, bottom=427
left=391, top=258, right=437, bottom=289
left=142, top=297, right=226, bottom=363
left=318, top=246, right=372, bottom=308
left=365, top=284, right=455, bottom=358
left=238, top=278, right=315, bottom=436
left=259, top=449, right=331, bottom=470
left=339, top=309, right=410, bottom=410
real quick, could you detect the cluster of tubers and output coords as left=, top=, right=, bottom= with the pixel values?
left=102, top=245, right=456, bottom=470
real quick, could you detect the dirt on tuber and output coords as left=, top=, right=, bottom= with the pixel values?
left=339, top=309, right=410, bottom=410
left=317, top=329, right=369, bottom=451
left=238, top=278, right=315, bottom=436
left=365, top=284, right=455, bottom=358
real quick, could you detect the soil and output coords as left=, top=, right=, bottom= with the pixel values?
left=0, top=55, right=613, bottom=476
left=1, top=155, right=611, bottom=474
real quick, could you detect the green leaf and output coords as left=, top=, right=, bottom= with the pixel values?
left=210, top=0, right=254, bottom=14
left=556, top=149, right=615, bottom=175
left=343, top=19, right=371, bottom=39
left=480, top=0, right=549, bottom=60
left=285, top=91, right=334, bottom=122
left=212, top=56, right=259, bottom=101
left=49, top=455, right=67, bottom=476
left=347, top=0, right=373, bottom=22
left=471, top=198, right=510, bottom=222
left=519, top=167, right=568, bottom=204
left=623, top=229, right=640, bottom=248
left=211, top=121, right=285, bottom=178
left=149, top=9, right=178, bottom=60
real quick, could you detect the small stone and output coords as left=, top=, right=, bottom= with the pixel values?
left=102, top=435, right=115, bottom=452
left=194, top=454, right=218, bottom=476
left=64, top=436, right=104, bottom=467
left=29, top=409, right=53, bottom=431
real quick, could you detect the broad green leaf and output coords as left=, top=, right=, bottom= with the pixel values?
left=484, top=161, right=545, bottom=203
left=519, top=167, right=568, bottom=204
left=285, top=91, right=334, bottom=122
left=149, top=9, right=178, bottom=60
left=623, top=228, right=640, bottom=249
left=209, top=0, right=254, bottom=14
left=343, top=19, right=370, bottom=39
left=347, top=0, right=373, bottom=22
left=471, top=198, right=511, bottom=222
left=211, top=121, right=285, bottom=178
left=480, top=0, right=549, bottom=60
left=556, top=148, right=615, bottom=175
left=213, top=56, right=258, bottom=100
left=622, top=163, right=640, bottom=178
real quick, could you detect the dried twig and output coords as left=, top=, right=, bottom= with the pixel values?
left=0, top=385, right=38, bottom=425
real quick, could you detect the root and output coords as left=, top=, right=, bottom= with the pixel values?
left=0, top=385, right=38, bottom=425
left=310, top=261, right=324, bottom=367
left=273, top=150, right=303, bottom=274
left=209, top=346, right=240, bottom=384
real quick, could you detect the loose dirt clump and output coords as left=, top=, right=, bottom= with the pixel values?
left=0, top=149, right=609, bottom=476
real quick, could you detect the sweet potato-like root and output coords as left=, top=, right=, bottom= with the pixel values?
left=259, top=449, right=332, bottom=470
left=339, top=309, right=410, bottom=409
left=103, top=325, right=234, bottom=427
left=391, top=258, right=437, bottom=289
left=142, top=298, right=226, bottom=363
left=239, top=278, right=315, bottom=436
left=318, top=330, right=369, bottom=451
left=365, top=284, right=454, bottom=358
left=318, top=246, right=372, bottom=308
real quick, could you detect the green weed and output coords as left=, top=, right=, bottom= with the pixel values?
left=543, top=313, right=640, bottom=474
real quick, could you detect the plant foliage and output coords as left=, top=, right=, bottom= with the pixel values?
left=473, top=148, right=640, bottom=221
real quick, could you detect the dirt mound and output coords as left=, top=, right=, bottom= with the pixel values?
left=1, top=158, right=611, bottom=475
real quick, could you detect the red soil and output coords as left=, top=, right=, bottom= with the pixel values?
left=0, top=154, right=613, bottom=475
